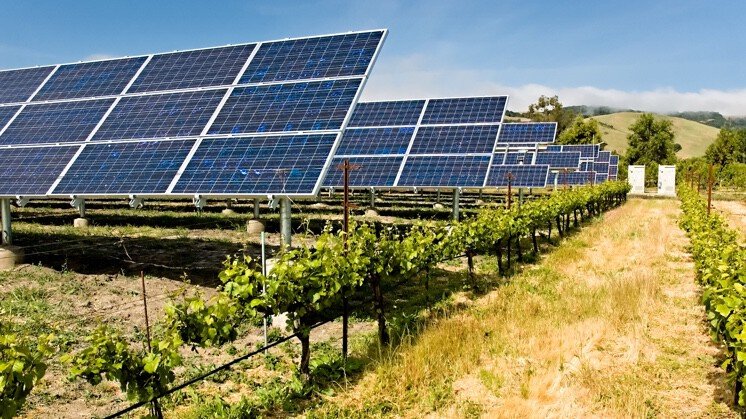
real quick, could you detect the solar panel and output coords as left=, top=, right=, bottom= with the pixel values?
left=534, top=151, right=581, bottom=169
left=93, top=90, right=225, bottom=141
left=172, top=134, right=337, bottom=195
left=609, top=165, right=619, bottom=176
left=595, top=173, right=608, bottom=183
left=207, top=79, right=361, bottom=135
left=347, top=100, right=425, bottom=127
left=560, top=144, right=600, bottom=158
left=409, top=125, right=499, bottom=154
left=609, top=174, right=618, bottom=181
left=609, top=154, right=619, bottom=166
left=556, top=171, right=595, bottom=186
left=0, top=67, right=55, bottom=104
left=596, top=151, right=611, bottom=163
left=497, top=122, right=557, bottom=144
left=0, top=99, right=114, bottom=146
left=593, top=162, right=609, bottom=173
left=579, top=161, right=593, bottom=171
left=0, top=106, right=21, bottom=131
left=421, top=97, right=507, bottom=124
left=323, top=156, right=403, bottom=187
left=53, top=139, right=195, bottom=194
left=504, top=151, right=535, bottom=165
left=398, top=155, right=491, bottom=187
left=335, top=127, right=414, bottom=156
left=34, top=57, right=147, bottom=101
left=239, top=31, right=384, bottom=84
left=546, top=145, right=562, bottom=152
left=0, top=145, right=79, bottom=195
left=128, top=44, right=257, bottom=93
left=486, top=164, right=549, bottom=188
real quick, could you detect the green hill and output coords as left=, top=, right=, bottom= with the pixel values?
left=588, top=112, right=719, bottom=159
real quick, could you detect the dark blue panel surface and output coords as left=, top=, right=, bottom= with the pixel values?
left=173, top=134, right=337, bottom=194
left=0, top=145, right=79, bottom=195
left=348, top=100, right=425, bottom=127
left=54, top=139, right=194, bottom=194
left=0, top=106, right=21, bottom=130
left=34, top=57, right=147, bottom=101
left=421, top=96, right=507, bottom=125
left=609, top=154, right=619, bottom=166
left=491, top=153, right=506, bottom=165
left=93, top=90, right=225, bottom=141
left=498, top=122, right=557, bottom=144
left=596, top=151, right=611, bottom=163
left=535, top=151, right=581, bottom=169
left=0, top=99, right=114, bottom=146
left=560, top=144, right=600, bottom=158
left=486, top=164, right=549, bottom=188
left=579, top=161, right=593, bottom=171
left=398, top=155, right=490, bottom=187
left=609, top=165, right=618, bottom=176
left=593, top=162, right=609, bottom=173
left=209, top=79, right=361, bottom=135
left=546, top=145, right=562, bottom=152
left=503, top=151, right=535, bottom=165
left=336, top=127, right=413, bottom=155
left=409, top=125, right=499, bottom=154
left=595, top=173, right=608, bottom=183
left=556, top=171, right=595, bottom=186
left=0, top=67, right=54, bottom=104
left=323, top=156, right=403, bottom=187
left=240, top=31, right=384, bottom=84
left=129, top=45, right=256, bottom=93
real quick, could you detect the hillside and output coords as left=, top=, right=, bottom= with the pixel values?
left=588, top=112, right=719, bottom=159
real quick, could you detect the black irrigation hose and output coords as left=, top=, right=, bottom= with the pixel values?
left=104, top=317, right=335, bottom=419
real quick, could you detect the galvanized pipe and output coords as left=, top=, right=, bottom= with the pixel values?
left=280, top=197, right=292, bottom=249
left=1, top=198, right=11, bottom=245
left=369, top=189, right=375, bottom=209
left=253, top=198, right=260, bottom=219
left=452, top=189, right=460, bottom=221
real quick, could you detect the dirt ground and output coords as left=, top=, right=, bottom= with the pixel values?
left=712, top=199, right=746, bottom=238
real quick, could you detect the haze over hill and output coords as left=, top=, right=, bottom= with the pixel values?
left=587, top=112, right=719, bottom=159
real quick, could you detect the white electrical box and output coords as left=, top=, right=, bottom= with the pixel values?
left=628, top=165, right=645, bottom=194
left=658, top=165, right=676, bottom=196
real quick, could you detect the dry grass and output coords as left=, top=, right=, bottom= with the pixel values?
left=712, top=200, right=746, bottom=239
left=306, top=199, right=737, bottom=418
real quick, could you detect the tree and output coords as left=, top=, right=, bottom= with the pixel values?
left=705, top=128, right=746, bottom=166
left=557, top=116, right=603, bottom=145
left=625, top=113, right=677, bottom=165
left=525, top=95, right=576, bottom=135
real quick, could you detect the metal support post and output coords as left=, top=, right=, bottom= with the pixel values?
left=280, top=197, right=292, bottom=250
left=519, top=188, right=524, bottom=206
left=452, top=188, right=460, bottom=221
left=436, top=190, right=441, bottom=204
left=369, top=188, right=376, bottom=209
left=253, top=198, right=261, bottom=219
left=1, top=198, right=12, bottom=245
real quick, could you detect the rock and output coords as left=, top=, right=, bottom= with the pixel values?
left=246, top=219, right=265, bottom=235
left=0, top=245, right=23, bottom=270
left=364, top=209, right=379, bottom=217
left=221, top=208, right=236, bottom=215
left=73, top=218, right=89, bottom=228
left=433, top=203, right=445, bottom=210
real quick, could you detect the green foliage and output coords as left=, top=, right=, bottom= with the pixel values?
left=678, top=186, right=746, bottom=405
left=65, top=326, right=182, bottom=403
left=625, top=113, right=678, bottom=166
left=525, top=95, right=576, bottom=135
left=0, top=332, right=55, bottom=418
left=705, top=128, right=746, bottom=167
left=557, top=116, right=603, bottom=145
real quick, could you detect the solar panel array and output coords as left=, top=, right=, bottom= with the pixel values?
left=0, top=30, right=387, bottom=198
left=324, top=96, right=509, bottom=188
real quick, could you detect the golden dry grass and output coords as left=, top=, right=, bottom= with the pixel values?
left=712, top=200, right=746, bottom=239
left=306, top=199, right=737, bottom=418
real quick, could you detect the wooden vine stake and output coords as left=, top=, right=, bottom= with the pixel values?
left=707, top=163, right=714, bottom=216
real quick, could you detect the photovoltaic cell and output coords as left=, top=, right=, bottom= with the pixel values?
left=128, top=44, right=256, bottom=93
left=593, top=162, right=609, bottom=173
left=93, top=90, right=225, bottom=141
left=560, top=144, right=600, bottom=158
left=504, top=151, right=535, bottom=165
left=609, top=165, right=619, bottom=176
left=0, top=106, right=21, bottom=130
left=173, top=134, right=337, bottom=195
left=595, top=173, right=608, bottom=183
left=0, top=146, right=79, bottom=195
left=347, top=100, right=425, bottom=127
left=323, top=156, right=403, bottom=187
left=491, top=153, right=506, bottom=165
left=421, top=96, right=507, bottom=125
left=409, top=125, right=499, bottom=154
left=0, top=67, right=55, bottom=104
left=498, top=122, right=557, bottom=144
left=610, top=154, right=619, bottom=166
left=0, top=99, right=114, bottom=146
left=35, top=57, right=147, bottom=101
left=398, top=155, right=490, bottom=187
left=579, top=161, right=593, bottom=171
left=208, top=79, right=361, bottom=135
left=240, top=31, right=384, bottom=84
left=596, top=151, right=611, bottom=163
left=556, top=171, right=595, bottom=186
left=546, top=145, right=562, bottom=152
left=335, top=127, right=413, bottom=156
left=54, top=139, right=195, bottom=194
left=534, top=151, right=581, bottom=169
left=486, top=165, right=549, bottom=188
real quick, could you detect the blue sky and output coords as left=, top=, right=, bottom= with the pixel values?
left=2, top=1, right=745, bottom=114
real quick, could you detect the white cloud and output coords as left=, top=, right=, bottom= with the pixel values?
left=82, top=53, right=116, bottom=62
left=363, top=55, right=746, bottom=116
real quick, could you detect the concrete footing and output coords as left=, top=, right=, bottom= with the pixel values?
left=221, top=208, right=236, bottom=215
left=0, top=246, right=24, bottom=270
left=246, top=219, right=265, bottom=235
left=364, top=209, right=379, bottom=217
left=73, top=218, right=89, bottom=228
left=433, top=203, right=445, bottom=210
